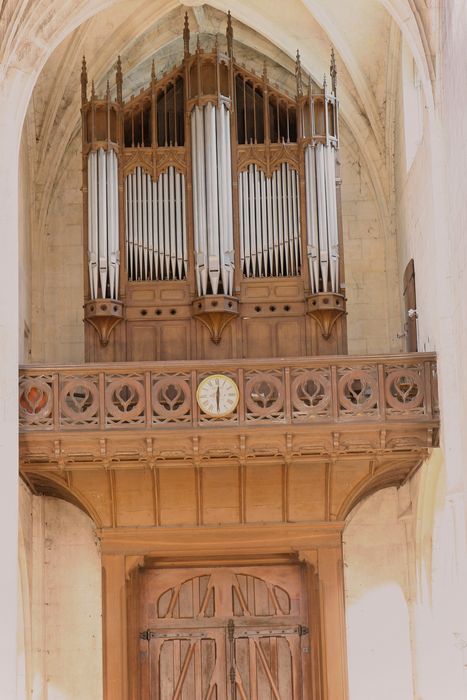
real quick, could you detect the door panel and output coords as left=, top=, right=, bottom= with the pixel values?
left=149, top=629, right=227, bottom=700
left=140, top=565, right=308, bottom=700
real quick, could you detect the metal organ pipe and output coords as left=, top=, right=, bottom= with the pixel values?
left=87, top=148, right=119, bottom=300
left=239, top=163, right=301, bottom=278
left=125, top=166, right=187, bottom=282
left=190, top=102, right=234, bottom=296
left=304, top=143, right=339, bottom=294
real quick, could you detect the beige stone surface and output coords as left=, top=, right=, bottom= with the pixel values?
left=18, top=481, right=103, bottom=700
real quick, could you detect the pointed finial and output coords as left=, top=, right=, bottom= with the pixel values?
left=106, top=79, right=110, bottom=99
left=183, top=12, right=190, bottom=57
left=81, top=56, right=88, bottom=104
left=116, top=55, right=123, bottom=103
left=323, top=74, right=327, bottom=93
left=295, top=50, right=303, bottom=97
left=262, top=60, right=268, bottom=82
left=330, top=47, right=337, bottom=96
left=91, top=80, right=96, bottom=99
left=226, top=10, right=233, bottom=58
left=196, top=34, right=201, bottom=52
left=151, top=59, right=156, bottom=80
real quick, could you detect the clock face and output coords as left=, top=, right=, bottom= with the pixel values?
left=196, top=374, right=239, bottom=417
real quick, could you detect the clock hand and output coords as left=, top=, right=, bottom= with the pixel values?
left=216, top=385, right=220, bottom=412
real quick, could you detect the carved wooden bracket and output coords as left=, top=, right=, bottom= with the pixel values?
left=192, top=295, right=239, bottom=344
left=84, top=299, right=124, bottom=347
left=306, top=293, right=346, bottom=340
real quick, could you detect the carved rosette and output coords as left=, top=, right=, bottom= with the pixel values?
left=84, top=299, right=124, bottom=347
left=192, top=295, right=239, bottom=344
left=306, top=292, right=346, bottom=340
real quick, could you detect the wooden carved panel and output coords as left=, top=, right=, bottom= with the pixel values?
left=139, top=565, right=309, bottom=700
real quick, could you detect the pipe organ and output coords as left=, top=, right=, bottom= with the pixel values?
left=125, top=166, right=187, bottom=282
left=81, top=12, right=347, bottom=361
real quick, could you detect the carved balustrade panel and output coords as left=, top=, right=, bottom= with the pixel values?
left=152, top=372, right=192, bottom=425
left=244, top=369, right=285, bottom=422
left=60, top=375, right=100, bottom=428
left=18, top=354, right=439, bottom=432
left=384, top=362, right=425, bottom=415
left=19, top=374, right=54, bottom=430
left=105, top=373, right=146, bottom=427
left=291, top=367, right=332, bottom=421
left=337, top=365, right=379, bottom=418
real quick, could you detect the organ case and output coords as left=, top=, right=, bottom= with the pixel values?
left=80, top=12, right=347, bottom=361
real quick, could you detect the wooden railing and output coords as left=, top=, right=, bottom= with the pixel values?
left=19, top=353, right=438, bottom=433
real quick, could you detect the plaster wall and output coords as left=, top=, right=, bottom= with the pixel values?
left=18, top=482, right=103, bottom=700
left=343, top=486, right=414, bottom=700
left=393, top=3, right=467, bottom=696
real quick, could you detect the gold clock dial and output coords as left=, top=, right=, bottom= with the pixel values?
left=196, top=374, right=239, bottom=417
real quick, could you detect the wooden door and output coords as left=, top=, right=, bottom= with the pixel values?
left=139, top=565, right=310, bottom=700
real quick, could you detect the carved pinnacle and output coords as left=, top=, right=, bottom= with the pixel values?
left=226, top=10, right=233, bottom=58
left=295, top=50, right=303, bottom=98
left=116, top=55, right=123, bottom=103
left=183, top=12, right=190, bottom=57
left=330, top=47, right=337, bottom=96
left=81, top=55, right=87, bottom=104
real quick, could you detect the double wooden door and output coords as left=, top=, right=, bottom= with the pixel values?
left=139, top=564, right=310, bottom=699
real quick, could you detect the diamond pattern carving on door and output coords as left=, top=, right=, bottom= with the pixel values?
left=140, top=565, right=309, bottom=700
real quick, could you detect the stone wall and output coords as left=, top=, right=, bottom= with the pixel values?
left=18, top=482, right=103, bottom=700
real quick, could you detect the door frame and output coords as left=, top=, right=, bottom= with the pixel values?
left=99, top=521, right=348, bottom=700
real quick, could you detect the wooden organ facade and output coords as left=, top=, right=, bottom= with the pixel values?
left=81, top=13, right=346, bottom=362
left=19, top=10, right=440, bottom=700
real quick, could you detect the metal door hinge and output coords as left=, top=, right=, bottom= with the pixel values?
left=298, top=625, right=309, bottom=636
left=140, top=630, right=149, bottom=641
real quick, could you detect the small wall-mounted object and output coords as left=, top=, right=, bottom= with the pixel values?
left=306, top=292, right=346, bottom=340
left=192, top=295, right=239, bottom=344
left=84, top=299, right=124, bottom=347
